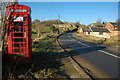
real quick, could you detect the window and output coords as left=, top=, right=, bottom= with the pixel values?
left=14, top=22, right=27, bottom=26
left=88, top=32, right=90, bottom=34
left=99, top=32, right=103, bottom=35
left=13, top=49, right=24, bottom=53
left=23, top=22, right=27, bottom=26
left=13, top=38, right=26, bottom=42
left=13, top=27, right=26, bottom=32
left=13, top=49, right=20, bottom=53
left=108, top=26, right=111, bottom=28
left=14, top=27, right=23, bottom=32
left=14, top=22, right=23, bottom=26
left=13, top=43, right=25, bottom=47
left=115, top=27, right=117, bottom=29
left=13, top=33, right=24, bottom=37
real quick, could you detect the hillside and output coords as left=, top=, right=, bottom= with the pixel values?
left=32, top=19, right=64, bottom=28
left=32, top=19, right=77, bottom=38
left=40, top=20, right=64, bottom=27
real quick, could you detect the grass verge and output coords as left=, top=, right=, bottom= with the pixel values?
left=76, top=33, right=120, bottom=47
left=3, top=25, right=76, bottom=79
left=2, top=34, right=69, bottom=80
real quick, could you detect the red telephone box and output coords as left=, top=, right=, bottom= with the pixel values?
left=6, top=4, right=32, bottom=63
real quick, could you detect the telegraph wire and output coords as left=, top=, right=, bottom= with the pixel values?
left=43, top=2, right=53, bottom=16
left=40, top=0, right=61, bottom=21
left=40, top=0, right=57, bottom=20
left=50, top=1, right=61, bottom=19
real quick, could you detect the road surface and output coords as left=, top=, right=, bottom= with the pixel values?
left=59, top=32, right=119, bottom=79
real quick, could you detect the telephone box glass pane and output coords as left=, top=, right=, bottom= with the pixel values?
left=14, top=49, right=20, bottom=52
left=13, top=43, right=25, bottom=47
left=14, top=28, right=23, bottom=32
left=14, top=22, right=23, bottom=26
left=13, top=38, right=26, bottom=42
left=13, top=27, right=26, bottom=32
left=14, top=33, right=24, bottom=37
left=13, top=49, right=25, bottom=53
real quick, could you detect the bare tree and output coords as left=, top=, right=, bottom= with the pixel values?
left=32, top=19, right=42, bottom=37
left=116, top=19, right=120, bottom=23
left=96, top=19, right=102, bottom=24
left=0, top=0, right=18, bottom=53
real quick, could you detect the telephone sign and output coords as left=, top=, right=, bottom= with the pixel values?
left=14, top=17, right=23, bottom=21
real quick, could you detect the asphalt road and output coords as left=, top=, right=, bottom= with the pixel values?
left=59, top=32, right=120, bottom=78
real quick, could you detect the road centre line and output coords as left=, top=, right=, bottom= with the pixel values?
left=68, top=35, right=120, bottom=59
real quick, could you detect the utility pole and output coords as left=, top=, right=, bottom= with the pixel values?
left=58, top=14, right=60, bottom=24
left=57, top=14, right=60, bottom=34
left=41, top=17, right=45, bottom=21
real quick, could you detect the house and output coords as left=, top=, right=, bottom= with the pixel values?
left=53, top=23, right=76, bottom=32
left=78, top=22, right=120, bottom=38
left=89, top=27, right=111, bottom=38
left=78, top=26, right=111, bottom=38
left=105, top=22, right=120, bottom=36
left=77, top=27, right=91, bottom=35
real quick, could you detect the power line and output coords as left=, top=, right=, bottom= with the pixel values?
left=50, top=2, right=60, bottom=16
left=40, top=1, right=61, bottom=21
left=43, top=2, right=53, bottom=16
left=39, top=0, right=56, bottom=20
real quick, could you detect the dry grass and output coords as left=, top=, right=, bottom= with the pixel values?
left=76, top=33, right=105, bottom=43
left=104, top=36, right=120, bottom=46
left=76, top=33, right=120, bottom=47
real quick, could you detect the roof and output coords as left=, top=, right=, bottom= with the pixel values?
left=82, top=27, right=91, bottom=32
left=110, top=22, right=119, bottom=27
left=81, top=27, right=110, bottom=32
left=95, top=24, right=105, bottom=27
left=90, top=27, right=110, bottom=32
left=90, top=23, right=105, bottom=27
left=7, top=4, right=30, bottom=9
left=113, top=27, right=120, bottom=31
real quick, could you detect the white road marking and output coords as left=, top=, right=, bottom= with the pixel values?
left=98, top=50, right=120, bottom=59
left=61, top=39, right=75, bottom=42
left=68, top=36, right=72, bottom=39
left=77, top=41, right=89, bottom=47
left=68, top=36, right=120, bottom=59
left=68, top=36, right=89, bottom=47
left=72, top=38, right=76, bottom=41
